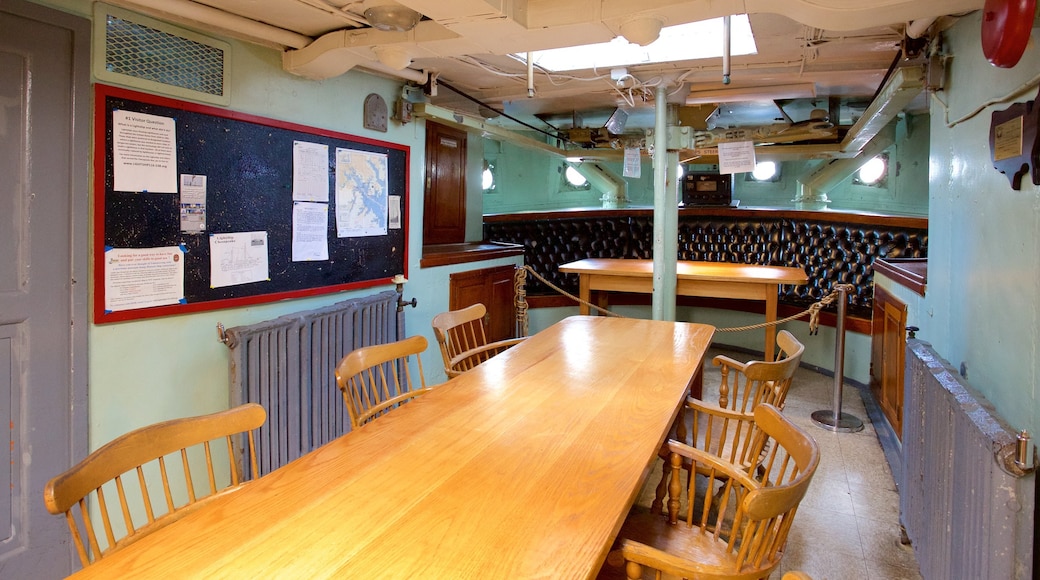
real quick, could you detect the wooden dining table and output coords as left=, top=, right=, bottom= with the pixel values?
left=67, top=316, right=714, bottom=579
left=559, top=258, right=807, bottom=358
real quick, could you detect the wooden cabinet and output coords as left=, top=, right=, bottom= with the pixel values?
left=870, top=285, right=907, bottom=439
left=449, top=265, right=518, bottom=342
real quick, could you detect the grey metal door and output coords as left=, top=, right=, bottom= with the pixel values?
left=0, top=1, right=90, bottom=577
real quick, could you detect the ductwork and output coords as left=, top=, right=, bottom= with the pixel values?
left=568, top=161, right=628, bottom=207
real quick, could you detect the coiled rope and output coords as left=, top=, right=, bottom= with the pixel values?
left=516, top=264, right=852, bottom=336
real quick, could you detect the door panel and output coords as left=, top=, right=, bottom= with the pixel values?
left=0, top=2, right=90, bottom=577
left=423, top=122, right=466, bottom=245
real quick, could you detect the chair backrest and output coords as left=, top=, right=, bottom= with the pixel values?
left=431, top=303, right=526, bottom=378
left=714, top=329, right=805, bottom=413
left=624, top=404, right=819, bottom=579
left=43, top=403, right=266, bottom=567
left=335, top=335, right=430, bottom=428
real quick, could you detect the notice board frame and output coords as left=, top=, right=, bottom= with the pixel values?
left=93, top=84, right=409, bottom=324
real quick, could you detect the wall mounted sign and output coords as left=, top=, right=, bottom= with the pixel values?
left=364, top=93, right=388, bottom=132
left=990, top=86, right=1040, bottom=190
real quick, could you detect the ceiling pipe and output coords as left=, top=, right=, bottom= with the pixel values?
left=906, top=17, right=937, bottom=39
left=109, top=0, right=311, bottom=48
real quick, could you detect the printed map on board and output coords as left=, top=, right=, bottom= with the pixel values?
left=335, top=148, right=388, bottom=237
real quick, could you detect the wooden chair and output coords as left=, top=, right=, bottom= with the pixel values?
left=335, top=335, right=431, bottom=428
left=431, top=303, right=526, bottom=378
left=607, top=404, right=820, bottom=580
left=43, top=403, right=266, bottom=567
left=715, top=329, right=805, bottom=414
left=653, top=331, right=805, bottom=512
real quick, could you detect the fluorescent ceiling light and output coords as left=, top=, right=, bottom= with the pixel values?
left=519, top=16, right=756, bottom=72
left=686, top=83, right=816, bottom=104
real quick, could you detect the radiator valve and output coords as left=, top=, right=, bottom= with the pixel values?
left=1015, top=430, right=1035, bottom=471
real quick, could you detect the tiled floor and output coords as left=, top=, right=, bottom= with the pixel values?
left=631, top=347, right=922, bottom=580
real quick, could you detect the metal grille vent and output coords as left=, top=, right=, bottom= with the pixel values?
left=94, top=4, right=230, bottom=105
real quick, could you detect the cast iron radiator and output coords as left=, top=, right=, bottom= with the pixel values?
left=901, top=339, right=1035, bottom=579
left=225, top=290, right=402, bottom=475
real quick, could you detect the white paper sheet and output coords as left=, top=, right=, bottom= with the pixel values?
left=179, top=174, right=207, bottom=233
left=112, top=110, right=178, bottom=193
left=718, top=140, right=757, bottom=175
left=292, top=201, right=329, bottom=261
left=388, top=195, right=402, bottom=230
left=335, top=148, right=388, bottom=238
left=104, top=246, right=185, bottom=312
left=209, top=231, right=269, bottom=288
left=292, top=141, right=330, bottom=202
left=623, top=148, right=641, bottom=177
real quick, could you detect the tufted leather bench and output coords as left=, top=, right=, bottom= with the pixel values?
left=484, top=208, right=927, bottom=319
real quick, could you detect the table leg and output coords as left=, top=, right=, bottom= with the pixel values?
left=578, top=275, right=590, bottom=315
left=764, top=285, right=778, bottom=359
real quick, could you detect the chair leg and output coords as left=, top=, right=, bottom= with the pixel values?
left=651, top=459, right=668, bottom=514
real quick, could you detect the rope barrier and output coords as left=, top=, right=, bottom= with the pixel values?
left=517, top=265, right=853, bottom=335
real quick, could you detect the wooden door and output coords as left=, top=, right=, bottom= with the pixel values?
left=449, top=265, right=518, bottom=342
left=870, top=286, right=906, bottom=439
left=0, top=1, right=90, bottom=576
left=423, top=122, right=466, bottom=245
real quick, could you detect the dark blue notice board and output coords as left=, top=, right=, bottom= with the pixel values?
left=93, top=85, right=409, bottom=323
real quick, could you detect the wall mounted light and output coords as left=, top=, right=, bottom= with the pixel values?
left=363, top=0, right=422, bottom=32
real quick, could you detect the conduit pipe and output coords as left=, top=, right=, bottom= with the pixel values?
left=527, top=52, right=535, bottom=97
left=722, top=15, right=731, bottom=84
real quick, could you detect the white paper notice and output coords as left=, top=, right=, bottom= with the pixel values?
left=179, top=174, right=207, bottom=233
left=292, top=202, right=329, bottom=262
left=292, top=141, right=330, bottom=202
left=718, top=140, right=757, bottom=175
left=113, top=110, right=178, bottom=193
left=335, top=148, right=388, bottom=238
left=209, top=232, right=270, bottom=288
left=388, top=195, right=402, bottom=230
left=104, top=246, right=185, bottom=312
left=623, top=148, right=641, bottom=177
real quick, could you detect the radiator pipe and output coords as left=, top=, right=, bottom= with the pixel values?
left=811, top=284, right=864, bottom=433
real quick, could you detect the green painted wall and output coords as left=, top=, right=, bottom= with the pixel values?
left=920, top=12, right=1040, bottom=440
left=483, top=112, right=930, bottom=217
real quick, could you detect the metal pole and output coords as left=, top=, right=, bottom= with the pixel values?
left=811, top=285, right=863, bottom=432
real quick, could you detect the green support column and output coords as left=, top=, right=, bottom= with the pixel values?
left=651, top=86, right=678, bottom=321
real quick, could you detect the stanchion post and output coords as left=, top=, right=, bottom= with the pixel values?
left=811, top=284, right=864, bottom=433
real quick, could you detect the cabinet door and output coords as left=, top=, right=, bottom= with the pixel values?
left=449, top=265, right=518, bottom=342
left=871, top=285, right=907, bottom=439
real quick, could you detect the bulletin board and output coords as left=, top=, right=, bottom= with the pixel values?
left=93, top=84, right=409, bottom=323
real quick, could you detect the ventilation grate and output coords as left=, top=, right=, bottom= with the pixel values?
left=94, top=4, right=230, bottom=105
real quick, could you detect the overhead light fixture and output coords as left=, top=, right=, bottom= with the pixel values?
left=619, top=17, right=664, bottom=46
left=686, top=83, right=816, bottom=105
left=372, top=45, right=413, bottom=70
left=363, top=0, right=422, bottom=32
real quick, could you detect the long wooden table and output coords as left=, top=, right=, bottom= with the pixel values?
left=559, top=258, right=807, bottom=358
left=67, top=316, right=714, bottom=579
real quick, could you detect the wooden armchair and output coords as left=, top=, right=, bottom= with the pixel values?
left=42, top=403, right=266, bottom=567
left=608, top=404, right=820, bottom=580
left=335, top=335, right=431, bottom=428
left=653, top=331, right=805, bottom=512
left=715, top=329, right=805, bottom=413
left=431, top=303, right=526, bottom=378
